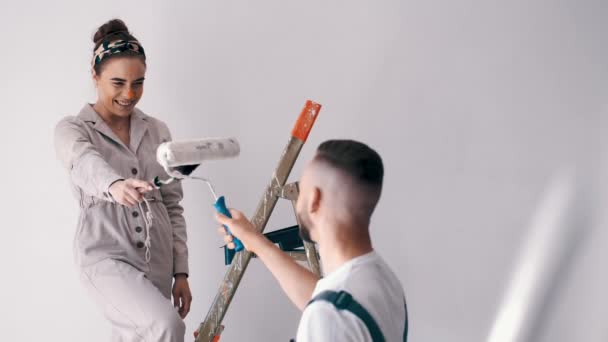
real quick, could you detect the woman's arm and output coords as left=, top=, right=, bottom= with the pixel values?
left=54, top=117, right=123, bottom=201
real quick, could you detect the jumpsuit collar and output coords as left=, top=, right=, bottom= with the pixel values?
left=77, top=103, right=149, bottom=154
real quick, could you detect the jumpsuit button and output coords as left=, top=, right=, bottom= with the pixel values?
left=135, top=226, right=142, bottom=233
left=131, top=168, right=138, bottom=175
left=136, top=241, right=144, bottom=248
left=132, top=211, right=139, bottom=218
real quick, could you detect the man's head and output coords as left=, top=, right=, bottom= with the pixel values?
left=296, top=140, right=384, bottom=243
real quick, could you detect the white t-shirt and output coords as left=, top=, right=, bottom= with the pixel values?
left=296, top=251, right=407, bottom=341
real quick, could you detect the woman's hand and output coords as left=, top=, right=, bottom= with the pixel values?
left=108, top=178, right=154, bottom=207
left=172, top=274, right=192, bottom=319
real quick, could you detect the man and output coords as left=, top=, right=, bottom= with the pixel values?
left=216, top=140, right=408, bottom=341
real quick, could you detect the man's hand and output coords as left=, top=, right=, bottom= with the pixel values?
left=108, top=178, right=153, bottom=207
left=216, top=209, right=265, bottom=253
left=216, top=208, right=319, bottom=310
left=172, top=274, right=192, bottom=319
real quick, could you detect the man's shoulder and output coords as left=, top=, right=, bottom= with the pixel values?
left=346, top=253, right=403, bottom=289
left=299, top=253, right=407, bottom=342
left=298, top=300, right=370, bottom=342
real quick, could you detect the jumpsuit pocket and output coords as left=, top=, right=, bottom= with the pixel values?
left=76, top=203, right=131, bottom=264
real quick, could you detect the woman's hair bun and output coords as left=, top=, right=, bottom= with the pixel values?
left=93, top=19, right=130, bottom=46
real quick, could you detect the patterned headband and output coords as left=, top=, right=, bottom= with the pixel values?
left=92, top=40, right=146, bottom=67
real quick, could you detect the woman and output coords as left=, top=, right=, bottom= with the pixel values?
left=54, top=19, right=192, bottom=342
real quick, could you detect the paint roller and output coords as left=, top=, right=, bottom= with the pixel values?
left=154, top=137, right=245, bottom=251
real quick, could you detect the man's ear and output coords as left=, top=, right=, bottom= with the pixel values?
left=309, top=187, right=321, bottom=214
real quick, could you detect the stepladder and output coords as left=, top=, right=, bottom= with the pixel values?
left=194, top=100, right=323, bottom=342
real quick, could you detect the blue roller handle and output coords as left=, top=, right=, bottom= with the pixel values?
left=214, top=196, right=244, bottom=252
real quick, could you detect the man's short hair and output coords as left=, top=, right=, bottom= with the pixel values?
left=315, top=139, right=384, bottom=191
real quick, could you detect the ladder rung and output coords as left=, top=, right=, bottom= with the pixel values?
left=224, top=225, right=305, bottom=265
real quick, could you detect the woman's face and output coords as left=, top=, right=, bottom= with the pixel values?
left=93, top=56, right=146, bottom=118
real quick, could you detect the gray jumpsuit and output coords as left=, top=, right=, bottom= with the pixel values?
left=55, top=104, right=188, bottom=342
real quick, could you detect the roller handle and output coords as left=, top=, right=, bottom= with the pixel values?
left=214, top=196, right=245, bottom=252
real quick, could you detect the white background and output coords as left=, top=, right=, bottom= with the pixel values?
left=0, top=1, right=606, bottom=341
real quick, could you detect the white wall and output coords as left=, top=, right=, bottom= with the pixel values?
left=0, top=1, right=606, bottom=341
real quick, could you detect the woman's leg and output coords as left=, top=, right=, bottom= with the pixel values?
left=80, top=258, right=185, bottom=342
